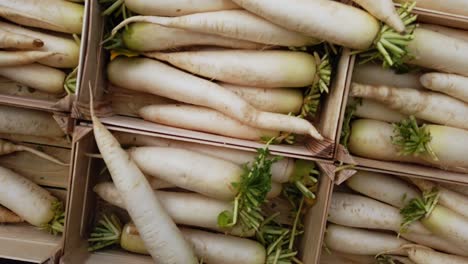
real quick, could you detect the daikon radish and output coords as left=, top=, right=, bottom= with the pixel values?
left=401, top=232, right=468, bottom=257
left=329, top=192, right=430, bottom=235
left=420, top=72, right=468, bottom=103
left=0, top=28, right=43, bottom=49
left=0, top=21, right=80, bottom=68
left=0, top=139, right=67, bottom=165
left=0, top=0, right=84, bottom=34
left=406, top=28, right=468, bottom=76
left=352, top=0, right=405, bottom=32
left=0, top=166, right=64, bottom=233
left=145, top=50, right=317, bottom=88
left=89, top=90, right=198, bottom=263
left=0, top=51, right=55, bottom=67
left=404, top=245, right=468, bottom=264
left=219, top=83, right=303, bottom=114
left=0, top=63, right=65, bottom=94
left=325, top=224, right=409, bottom=255
left=348, top=98, right=408, bottom=123
left=0, top=105, right=65, bottom=137
left=113, top=10, right=320, bottom=46
left=348, top=119, right=468, bottom=172
left=94, top=182, right=253, bottom=236
left=351, top=83, right=468, bottom=130
left=139, top=104, right=279, bottom=141
left=352, top=63, right=424, bottom=89
left=113, top=132, right=295, bottom=183
left=346, top=170, right=420, bottom=208
left=420, top=24, right=468, bottom=43
left=124, top=0, right=240, bottom=16
left=108, top=57, right=323, bottom=139
left=121, top=23, right=264, bottom=52
left=128, top=146, right=244, bottom=200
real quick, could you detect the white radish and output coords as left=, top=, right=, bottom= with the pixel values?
left=89, top=92, right=198, bottom=263
left=406, top=28, right=468, bottom=76
left=128, top=146, right=244, bottom=200
left=120, top=223, right=266, bottom=264
left=0, top=0, right=84, bottom=34
left=350, top=83, right=468, bottom=130
left=420, top=72, right=468, bottom=103
left=139, top=104, right=279, bottom=141
left=0, top=139, right=67, bottom=166
left=107, top=57, right=323, bottom=139
left=113, top=132, right=295, bottom=183
left=145, top=50, right=317, bottom=88
left=93, top=182, right=253, bottom=236
left=348, top=98, right=409, bottom=123
left=0, top=63, right=65, bottom=94
left=121, top=23, right=265, bottom=52
left=124, top=0, right=239, bottom=16
left=0, top=105, right=65, bottom=138
left=348, top=119, right=468, bottom=172
left=325, top=224, right=409, bottom=255
left=113, top=10, right=320, bottom=47
left=404, top=245, right=468, bottom=264
left=0, top=51, right=56, bottom=67
left=220, top=83, right=303, bottom=114
left=0, top=21, right=80, bottom=68
left=0, top=166, right=61, bottom=228
left=352, top=0, right=405, bottom=32
left=352, top=63, right=424, bottom=89
left=420, top=24, right=468, bottom=43
left=329, top=192, right=430, bottom=235
left=345, top=170, right=420, bottom=208
left=231, top=0, right=380, bottom=49
left=0, top=28, right=43, bottom=49
left=394, top=0, right=468, bottom=17
left=401, top=232, right=468, bottom=257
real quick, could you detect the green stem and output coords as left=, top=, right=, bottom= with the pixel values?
left=88, top=214, right=122, bottom=252
left=400, top=188, right=440, bottom=233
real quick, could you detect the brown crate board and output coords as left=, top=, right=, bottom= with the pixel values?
left=73, top=0, right=352, bottom=160
left=0, top=0, right=89, bottom=113
left=318, top=167, right=468, bottom=263
left=60, top=125, right=334, bottom=264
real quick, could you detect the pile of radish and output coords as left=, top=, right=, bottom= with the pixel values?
left=0, top=107, right=70, bottom=235
left=85, top=102, right=321, bottom=264
left=324, top=170, right=468, bottom=264
left=0, top=0, right=84, bottom=97
left=339, top=17, right=468, bottom=173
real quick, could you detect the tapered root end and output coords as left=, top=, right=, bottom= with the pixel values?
left=33, top=39, right=44, bottom=48
left=310, top=128, right=324, bottom=141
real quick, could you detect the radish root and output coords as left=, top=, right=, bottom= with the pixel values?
left=0, top=139, right=69, bottom=166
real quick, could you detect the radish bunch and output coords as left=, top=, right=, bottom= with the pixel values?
left=325, top=170, right=468, bottom=264
left=0, top=0, right=84, bottom=95
left=100, top=0, right=342, bottom=144
left=86, top=128, right=320, bottom=264
left=340, top=22, right=468, bottom=173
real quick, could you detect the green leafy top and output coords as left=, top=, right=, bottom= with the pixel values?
left=391, top=116, right=438, bottom=161
left=88, top=214, right=123, bottom=251
left=217, top=140, right=280, bottom=232
left=40, top=201, right=65, bottom=236
left=400, top=188, right=439, bottom=233
left=340, top=98, right=362, bottom=148
left=354, top=2, right=418, bottom=72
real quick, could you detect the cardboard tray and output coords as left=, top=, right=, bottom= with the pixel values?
left=0, top=0, right=89, bottom=113
left=60, top=124, right=335, bottom=264
left=73, top=0, right=352, bottom=160
left=0, top=138, right=72, bottom=263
